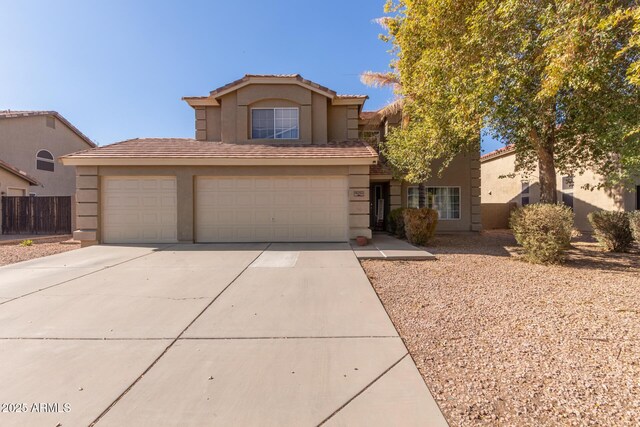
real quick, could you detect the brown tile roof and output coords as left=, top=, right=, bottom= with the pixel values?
left=0, top=110, right=96, bottom=148
left=64, top=138, right=378, bottom=160
left=480, top=144, right=515, bottom=162
left=360, top=111, right=379, bottom=121
left=370, top=162, right=393, bottom=176
left=0, top=158, right=40, bottom=186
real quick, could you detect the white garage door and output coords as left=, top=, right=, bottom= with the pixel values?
left=196, top=176, right=348, bottom=242
left=102, top=177, right=177, bottom=244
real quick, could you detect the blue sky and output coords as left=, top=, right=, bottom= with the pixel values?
left=0, top=0, right=501, bottom=154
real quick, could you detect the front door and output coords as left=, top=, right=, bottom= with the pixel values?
left=369, top=183, right=388, bottom=231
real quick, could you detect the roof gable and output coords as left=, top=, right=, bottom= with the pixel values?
left=183, top=74, right=368, bottom=108
left=0, top=111, right=96, bottom=148
left=0, top=158, right=40, bottom=186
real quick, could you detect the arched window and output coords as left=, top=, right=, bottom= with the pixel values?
left=36, top=150, right=54, bottom=172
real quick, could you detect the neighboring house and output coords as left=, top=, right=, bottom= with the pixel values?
left=359, top=110, right=482, bottom=232
left=481, top=145, right=640, bottom=230
left=0, top=110, right=96, bottom=197
left=0, top=158, right=40, bottom=196
left=61, top=74, right=479, bottom=246
left=0, top=159, right=40, bottom=230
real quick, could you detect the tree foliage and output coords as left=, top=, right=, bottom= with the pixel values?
left=381, top=0, right=640, bottom=198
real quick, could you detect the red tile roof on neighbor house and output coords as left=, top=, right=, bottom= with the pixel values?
left=0, top=158, right=40, bottom=186
left=480, top=144, right=515, bottom=162
left=63, top=138, right=378, bottom=159
left=0, top=110, right=96, bottom=148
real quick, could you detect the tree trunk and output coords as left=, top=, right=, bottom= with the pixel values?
left=536, top=137, right=557, bottom=204
left=418, top=183, right=426, bottom=208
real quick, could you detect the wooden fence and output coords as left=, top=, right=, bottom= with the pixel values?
left=1, top=196, right=71, bottom=235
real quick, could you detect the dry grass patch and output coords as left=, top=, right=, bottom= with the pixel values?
left=362, top=231, right=640, bottom=426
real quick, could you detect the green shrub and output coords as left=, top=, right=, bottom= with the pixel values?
left=388, top=208, right=406, bottom=238
left=510, top=203, right=574, bottom=264
left=588, top=210, right=633, bottom=252
left=19, top=239, right=33, bottom=247
left=403, top=208, right=438, bottom=245
left=629, top=211, right=640, bottom=244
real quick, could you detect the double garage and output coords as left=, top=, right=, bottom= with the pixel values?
left=101, top=175, right=349, bottom=244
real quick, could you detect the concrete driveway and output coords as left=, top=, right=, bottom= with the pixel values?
left=0, top=243, right=446, bottom=426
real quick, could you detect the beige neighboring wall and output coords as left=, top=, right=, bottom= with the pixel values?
left=0, top=168, right=30, bottom=196
left=0, top=115, right=92, bottom=196
left=73, top=165, right=372, bottom=245
left=481, top=150, right=636, bottom=230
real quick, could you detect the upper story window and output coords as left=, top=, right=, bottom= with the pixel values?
left=251, top=108, right=299, bottom=139
left=359, top=130, right=380, bottom=143
left=36, top=149, right=55, bottom=172
left=561, top=176, right=574, bottom=208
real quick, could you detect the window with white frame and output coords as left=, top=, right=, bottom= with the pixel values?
left=407, top=186, right=420, bottom=208
left=251, top=108, right=299, bottom=139
left=359, top=130, right=380, bottom=143
left=426, top=187, right=460, bottom=220
left=521, top=181, right=530, bottom=206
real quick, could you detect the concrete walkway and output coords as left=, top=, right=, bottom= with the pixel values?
left=352, top=233, right=436, bottom=260
left=0, top=243, right=447, bottom=426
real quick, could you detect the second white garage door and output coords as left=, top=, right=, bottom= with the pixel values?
left=196, top=176, right=348, bottom=242
left=102, top=177, right=178, bottom=244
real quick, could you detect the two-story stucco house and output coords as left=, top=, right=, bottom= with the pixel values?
left=359, top=110, right=482, bottom=233
left=0, top=111, right=96, bottom=197
left=62, top=75, right=480, bottom=246
left=481, top=145, right=640, bottom=230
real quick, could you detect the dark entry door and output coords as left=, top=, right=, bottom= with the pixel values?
left=369, top=183, right=388, bottom=230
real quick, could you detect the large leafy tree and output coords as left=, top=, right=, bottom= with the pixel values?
left=382, top=0, right=640, bottom=202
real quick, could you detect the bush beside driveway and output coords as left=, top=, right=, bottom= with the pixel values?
left=362, top=231, right=640, bottom=426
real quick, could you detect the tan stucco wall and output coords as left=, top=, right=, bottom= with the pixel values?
left=0, top=169, right=31, bottom=230
left=399, top=151, right=481, bottom=232
left=0, top=115, right=91, bottom=196
left=199, top=83, right=357, bottom=144
left=481, top=152, right=638, bottom=230
left=0, top=169, right=30, bottom=196
left=74, top=165, right=371, bottom=244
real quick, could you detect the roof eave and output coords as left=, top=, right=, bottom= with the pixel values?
left=60, top=156, right=378, bottom=167
left=0, top=164, right=40, bottom=186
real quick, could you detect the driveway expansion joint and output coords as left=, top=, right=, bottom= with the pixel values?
left=89, top=243, right=271, bottom=426
left=316, top=352, right=409, bottom=426
left=0, top=243, right=180, bottom=307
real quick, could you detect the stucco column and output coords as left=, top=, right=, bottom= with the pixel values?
left=389, top=180, right=402, bottom=211
left=348, top=165, right=371, bottom=239
left=74, top=166, right=99, bottom=247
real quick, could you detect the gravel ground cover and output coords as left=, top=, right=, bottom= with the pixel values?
left=362, top=231, right=640, bottom=427
left=0, top=237, right=80, bottom=266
